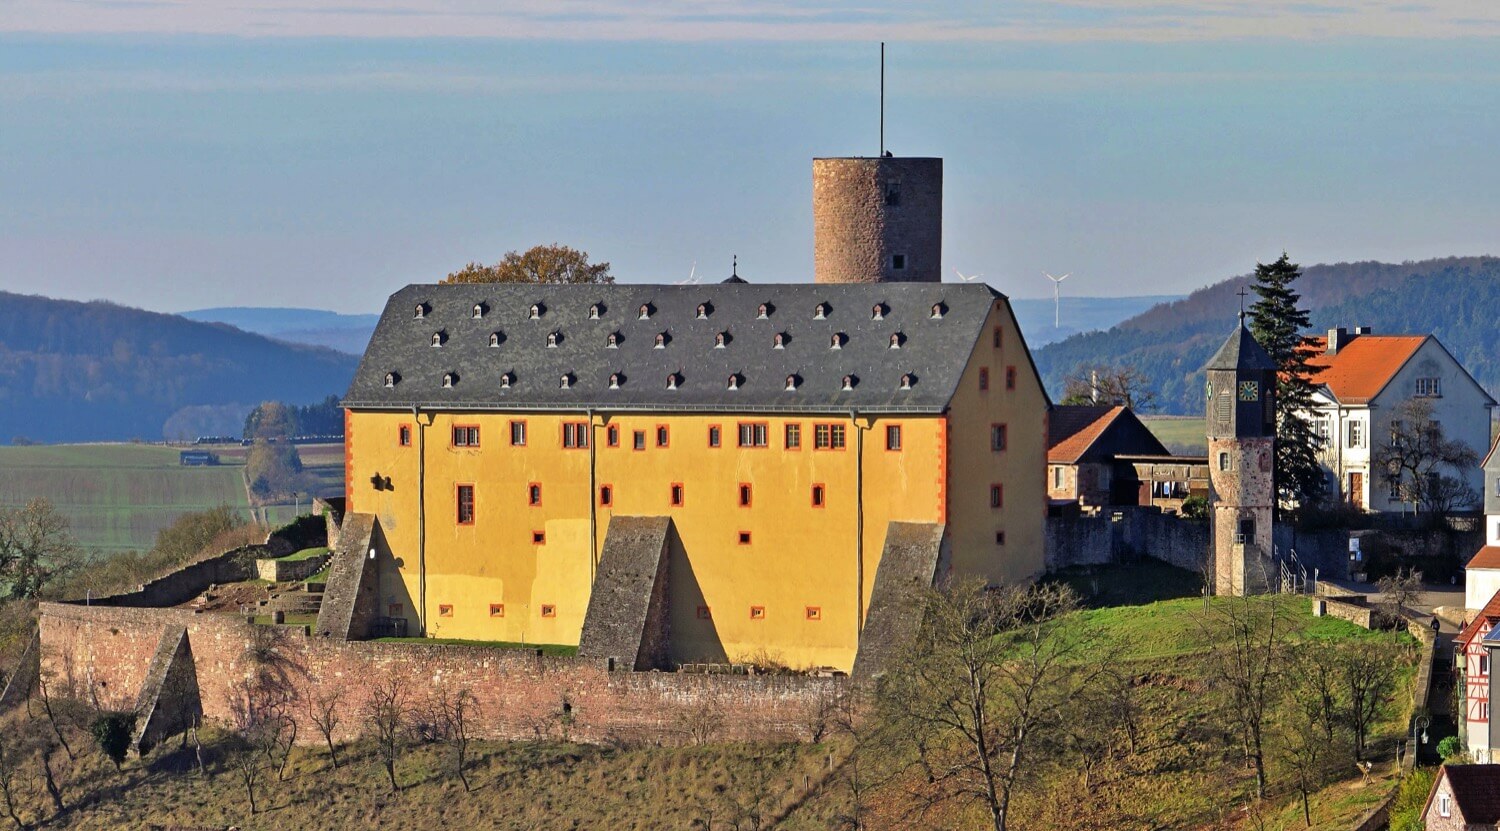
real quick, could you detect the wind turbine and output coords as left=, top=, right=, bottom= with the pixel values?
left=1043, top=271, right=1070, bottom=328
left=953, top=268, right=982, bottom=283
left=674, top=261, right=699, bottom=286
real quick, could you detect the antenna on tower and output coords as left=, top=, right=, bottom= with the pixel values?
left=879, top=42, right=885, bottom=157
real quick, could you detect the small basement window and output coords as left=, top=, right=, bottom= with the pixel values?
left=892, top=254, right=906, bottom=270
left=540, top=605, right=556, bottom=618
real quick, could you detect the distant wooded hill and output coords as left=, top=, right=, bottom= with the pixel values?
left=182, top=307, right=380, bottom=355
left=1034, top=256, right=1500, bottom=414
left=0, top=293, right=359, bottom=443
left=1008, top=295, right=1182, bottom=347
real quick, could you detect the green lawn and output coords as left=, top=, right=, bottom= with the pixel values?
left=280, top=546, right=329, bottom=562
left=1141, top=415, right=1207, bottom=454
left=373, top=637, right=579, bottom=657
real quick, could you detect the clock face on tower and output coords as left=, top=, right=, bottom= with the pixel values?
left=1238, top=380, right=1259, bottom=402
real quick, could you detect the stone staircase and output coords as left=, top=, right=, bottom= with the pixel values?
left=256, top=582, right=325, bottom=617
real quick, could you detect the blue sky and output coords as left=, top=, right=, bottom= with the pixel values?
left=2, top=3, right=1499, bottom=312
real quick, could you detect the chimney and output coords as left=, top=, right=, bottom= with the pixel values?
left=1354, top=326, right=1373, bottom=335
left=1090, top=370, right=1100, bottom=404
left=1326, top=327, right=1349, bottom=355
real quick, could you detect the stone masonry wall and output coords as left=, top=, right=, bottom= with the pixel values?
left=37, top=603, right=840, bottom=746
left=1046, top=508, right=1208, bottom=574
left=813, top=157, right=942, bottom=284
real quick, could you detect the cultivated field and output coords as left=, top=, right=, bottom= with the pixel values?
left=0, top=443, right=344, bottom=554
left=1142, top=415, right=1207, bottom=454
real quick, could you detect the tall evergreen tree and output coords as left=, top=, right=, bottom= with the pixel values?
left=1248, top=253, right=1325, bottom=513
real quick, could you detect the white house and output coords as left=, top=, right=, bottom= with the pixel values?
left=1302, top=327, right=1494, bottom=512
left=1466, top=437, right=1500, bottom=611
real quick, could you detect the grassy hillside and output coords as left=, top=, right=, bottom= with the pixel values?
left=0, top=291, right=358, bottom=443
left=1034, top=255, right=1500, bottom=414
left=0, top=443, right=344, bottom=554
left=1142, top=416, right=1207, bottom=455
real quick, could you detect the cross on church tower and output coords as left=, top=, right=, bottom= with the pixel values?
left=1237, top=286, right=1250, bottom=321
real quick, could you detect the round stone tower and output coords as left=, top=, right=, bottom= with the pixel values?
left=813, top=156, right=942, bottom=284
left=1203, top=316, right=1278, bottom=596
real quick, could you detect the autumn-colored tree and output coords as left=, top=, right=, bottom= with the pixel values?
left=442, top=244, right=613, bottom=285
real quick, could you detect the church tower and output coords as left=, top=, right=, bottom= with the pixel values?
left=1203, top=315, right=1278, bottom=595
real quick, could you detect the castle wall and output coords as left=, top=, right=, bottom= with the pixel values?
left=36, top=603, right=839, bottom=745
left=813, top=157, right=942, bottom=284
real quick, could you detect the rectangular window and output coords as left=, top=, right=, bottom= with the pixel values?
left=633, top=430, right=646, bottom=451
left=456, top=484, right=475, bottom=525
left=527, top=482, right=542, bottom=506
left=656, top=425, right=669, bottom=448
left=1482, top=654, right=1491, bottom=675
left=815, top=423, right=847, bottom=450
left=749, top=605, right=766, bottom=620
left=805, top=607, right=822, bottom=621
left=599, top=485, right=613, bottom=507
left=708, top=425, right=722, bottom=448
left=532, top=530, right=545, bottom=545
left=1052, top=467, right=1063, bottom=489
left=489, top=604, right=504, bottom=618
left=1347, top=421, right=1364, bottom=448
left=993, top=327, right=1002, bottom=348
left=811, top=484, right=826, bottom=507
left=979, top=368, right=990, bottom=391
left=1416, top=377, right=1442, bottom=397
left=995, top=531, right=1006, bottom=545
left=696, top=606, right=712, bottom=620
left=509, top=421, right=527, bottom=446
left=438, top=604, right=453, bottom=617
left=452, top=425, right=480, bottom=447
left=1005, top=366, right=1016, bottom=390
left=671, top=483, right=685, bottom=507
left=892, top=253, right=906, bottom=270
left=785, top=423, right=802, bottom=450
left=738, top=531, right=752, bottom=545
left=991, top=424, right=1008, bottom=452
left=885, top=424, right=902, bottom=451
left=1440, top=793, right=1451, bottom=818
left=737, top=422, right=769, bottom=447
left=990, top=484, right=1003, bottom=508
left=398, top=424, right=412, bottom=447
left=562, top=422, right=589, bottom=449
left=388, top=603, right=402, bottom=617
left=540, top=605, right=556, bottom=618
left=607, top=424, right=620, bottom=447
left=738, top=483, right=752, bottom=507
left=1218, top=452, right=1231, bottom=471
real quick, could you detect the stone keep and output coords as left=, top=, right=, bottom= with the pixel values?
left=1203, top=318, right=1278, bottom=595
left=813, top=157, right=942, bottom=284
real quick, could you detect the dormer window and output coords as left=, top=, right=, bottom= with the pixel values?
left=559, top=374, right=572, bottom=390
left=472, top=303, right=486, bottom=319
left=714, top=332, right=728, bottom=349
left=606, top=332, right=620, bottom=348
left=588, top=303, right=601, bottom=320
left=889, top=333, right=903, bottom=349
left=489, top=332, right=502, bottom=347
left=727, top=374, right=740, bottom=391
left=384, top=372, right=399, bottom=388
left=814, top=303, right=828, bottom=320
left=413, top=302, right=427, bottom=319
left=546, top=332, right=560, bottom=348
left=841, top=375, right=856, bottom=391
left=529, top=304, right=542, bottom=320
left=666, top=373, right=679, bottom=390
left=500, top=373, right=513, bottom=389
left=772, top=333, right=786, bottom=349
left=608, top=373, right=622, bottom=390
left=830, top=333, right=844, bottom=350
left=899, top=374, right=913, bottom=390
left=930, top=303, right=945, bottom=319
left=696, top=303, right=710, bottom=319
left=654, top=333, right=667, bottom=349
left=638, top=303, right=652, bottom=320
left=757, top=303, right=770, bottom=320
left=784, top=375, right=798, bottom=392
left=431, top=332, right=445, bottom=347
left=872, top=303, right=886, bottom=320
left=442, top=372, right=456, bottom=389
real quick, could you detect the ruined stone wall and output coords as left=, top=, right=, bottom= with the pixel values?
left=1046, top=508, right=1208, bottom=573
left=37, top=603, right=839, bottom=746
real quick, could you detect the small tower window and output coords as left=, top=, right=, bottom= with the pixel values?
left=654, top=333, right=667, bottom=349
left=559, top=374, right=571, bottom=390
left=608, top=373, right=621, bottom=390
left=889, top=333, right=903, bottom=349
left=872, top=303, right=886, bottom=320
left=892, top=254, right=907, bottom=270
left=841, top=375, right=855, bottom=391
left=384, top=372, right=398, bottom=388
left=529, top=304, right=541, bottom=320
left=727, top=374, right=739, bottom=391
left=472, top=303, right=485, bottom=319
left=606, top=332, right=619, bottom=348
left=899, top=374, right=913, bottom=390
left=442, top=373, right=456, bottom=389
left=588, top=303, right=601, bottom=320
left=431, top=332, right=444, bottom=347
left=666, top=373, right=679, bottom=390
left=814, top=303, right=828, bottom=320
left=638, top=303, right=651, bottom=320
left=830, top=333, right=843, bottom=350
left=696, top=303, right=709, bottom=319
left=785, top=375, right=798, bottom=392
left=489, top=332, right=502, bottom=347
left=546, top=332, right=559, bottom=348
left=885, top=181, right=900, bottom=206
left=500, top=373, right=513, bottom=389
left=930, top=303, right=945, bottom=319
left=757, top=303, right=770, bottom=320
left=772, top=333, right=786, bottom=349
left=714, top=332, right=727, bottom=349
left=1218, top=452, right=1231, bottom=471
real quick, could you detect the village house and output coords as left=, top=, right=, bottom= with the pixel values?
left=1301, top=327, right=1494, bottom=512
left=1046, top=405, right=1200, bottom=510
left=1421, top=764, right=1500, bottom=830
left=1466, top=438, right=1500, bottom=611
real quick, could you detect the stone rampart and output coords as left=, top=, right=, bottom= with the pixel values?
left=36, top=603, right=840, bottom=746
left=90, top=545, right=260, bottom=608
left=255, top=553, right=330, bottom=583
left=1046, top=508, right=1209, bottom=573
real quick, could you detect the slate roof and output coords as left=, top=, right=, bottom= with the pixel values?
left=1203, top=320, right=1277, bottom=372
left=344, top=282, right=1010, bottom=414
left=1301, top=334, right=1428, bottom=405
left=1434, top=765, right=1500, bottom=824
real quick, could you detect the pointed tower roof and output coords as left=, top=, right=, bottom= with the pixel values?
left=1204, top=318, right=1277, bottom=372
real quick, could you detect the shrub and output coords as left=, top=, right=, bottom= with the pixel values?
left=1388, top=767, right=1436, bottom=831
left=1179, top=495, right=1208, bottom=520
left=1437, top=734, right=1463, bottom=760
left=91, top=711, right=137, bottom=770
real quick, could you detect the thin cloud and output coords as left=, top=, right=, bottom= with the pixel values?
left=3, top=0, right=1499, bottom=41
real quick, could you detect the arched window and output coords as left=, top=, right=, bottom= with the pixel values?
left=772, top=333, right=785, bottom=349
left=814, top=303, right=827, bottom=320
left=654, top=333, right=667, bottom=349
left=930, top=303, right=945, bottom=319
left=841, top=375, right=854, bottom=391
left=606, top=332, right=619, bottom=348
left=384, top=372, right=397, bottom=388
left=871, top=303, right=885, bottom=320
left=588, top=304, right=601, bottom=320
left=528, top=304, right=541, bottom=320
left=889, top=333, right=902, bottom=349
left=727, top=374, right=739, bottom=391
left=696, top=303, right=708, bottom=319
left=442, top=373, right=455, bottom=388
left=608, top=373, right=621, bottom=390
left=666, top=373, right=679, bottom=390
left=638, top=303, right=651, bottom=320
left=414, top=303, right=425, bottom=319
left=898, top=374, right=913, bottom=390
left=714, top=332, right=726, bottom=348
left=546, top=332, right=558, bottom=348
left=830, top=333, right=843, bottom=350
left=431, top=332, right=443, bottom=347
left=785, top=375, right=798, bottom=391
left=472, top=303, right=484, bottom=319
left=757, top=303, right=769, bottom=320
left=489, top=332, right=501, bottom=347
left=559, top=374, right=571, bottom=390
left=500, top=373, right=512, bottom=389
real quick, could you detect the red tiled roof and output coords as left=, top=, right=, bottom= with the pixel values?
left=1458, top=588, right=1500, bottom=649
left=1470, top=546, right=1500, bottom=571
left=1301, top=335, right=1427, bottom=405
left=1047, top=406, right=1124, bottom=464
left=1441, top=765, right=1500, bottom=824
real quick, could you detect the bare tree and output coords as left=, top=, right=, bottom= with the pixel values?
left=32, top=736, right=61, bottom=818
left=1060, top=366, right=1160, bottom=412
left=1338, top=640, right=1402, bottom=762
left=0, top=731, right=26, bottom=830
left=1197, top=590, right=1300, bottom=801
left=0, top=500, right=83, bottom=600
left=31, top=674, right=74, bottom=762
left=1279, top=651, right=1343, bottom=826
left=1373, top=398, right=1480, bottom=513
left=228, top=736, right=265, bottom=815
left=435, top=685, right=480, bottom=792
left=876, top=579, right=1095, bottom=831
left=1376, top=568, right=1423, bottom=626
left=307, top=687, right=344, bottom=769
left=363, top=675, right=410, bottom=792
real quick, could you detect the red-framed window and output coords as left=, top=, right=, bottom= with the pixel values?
left=438, top=604, right=453, bottom=617
left=562, top=421, right=589, bottom=449
left=738, top=483, right=753, bottom=507
left=452, top=425, right=480, bottom=447
left=456, top=484, right=475, bottom=525
left=991, top=424, right=1008, bottom=452
left=885, top=424, right=902, bottom=451
left=489, top=604, right=504, bottom=618
left=708, top=424, right=722, bottom=448
left=531, top=530, right=546, bottom=545
left=540, top=605, right=556, bottom=618
left=528, top=482, right=542, bottom=507
left=737, top=422, right=769, bottom=448
left=655, top=424, right=670, bottom=448
left=979, top=368, right=990, bottom=391
left=749, top=606, right=766, bottom=620
left=599, top=484, right=613, bottom=507
left=509, top=420, right=527, bottom=446
left=670, top=483, right=685, bottom=507
left=606, top=424, right=620, bottom=447
left=784, top=423, right=802, bottom=450
left=737, top=531, right=752, bottom=545
left=1005, top=366, right=1016, bottom=390
left=814, top=423, right=847, bottom=450
left=990, top=484, right=1003, bottom=508
left=805, top=607, right=822, bottom=621
left=811, top=484, right=826, bottom=508
left=398, top=424, right=412, bottom=447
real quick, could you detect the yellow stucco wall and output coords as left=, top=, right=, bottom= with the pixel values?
left=343, top=297, right=1048, bottom=672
